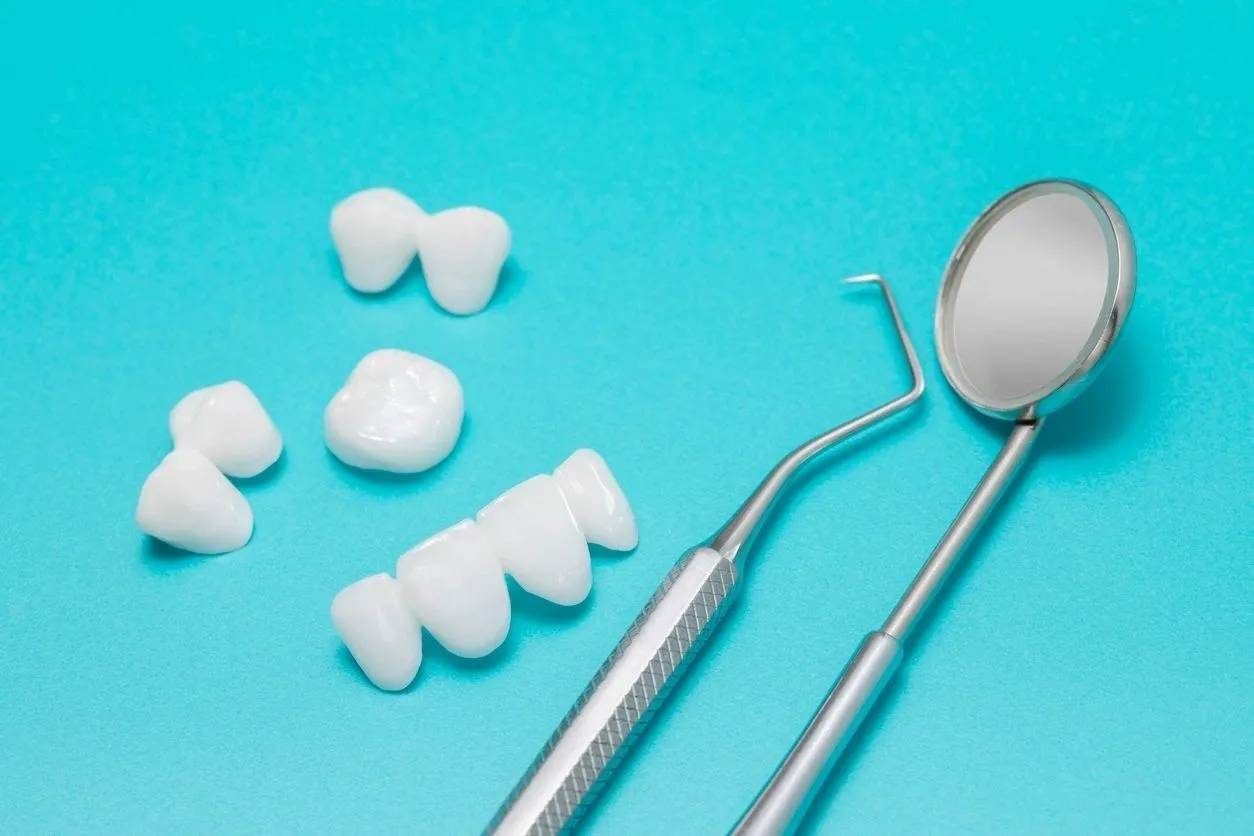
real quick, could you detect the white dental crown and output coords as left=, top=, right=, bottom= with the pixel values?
left=331, top=449, right=638, bottom=691
left=136, top=381, right=283, bottom=554
left=330, top=187, right=511, bottom=315
left=324, top=349, right=465, bottom=474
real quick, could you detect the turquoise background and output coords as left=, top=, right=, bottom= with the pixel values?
left=2, top=1, right=1251, bottom=833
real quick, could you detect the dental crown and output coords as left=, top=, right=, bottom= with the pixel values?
left=330, top=187, right=511, bottom=315
left=136, top=381, right=283, bottom=554
left=331, top=449, right=638, bottom=691
left=324, top=349, right=465, bottom=474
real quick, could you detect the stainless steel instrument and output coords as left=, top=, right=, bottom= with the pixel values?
left=487, top=275, right=925, bottom=835
left=734, top=179, right=1137, bottom=835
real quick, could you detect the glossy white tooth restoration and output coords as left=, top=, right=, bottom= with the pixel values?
left=331, top=574, right=423, bottom=691
left=477, top=475, right=592, bottom=606
left=397, top=520, right=511, bottom=658
left=330, top=187, right=426, bottom=293
left=332, top=450, right=636, bottom=689
left=553, top=449, right=638, bottom=551
left=168, top=381, right=283, bottom=478
left=415, top=206, right=511, bottom=315
left=135, top=448, right=253, bottom=554
left=324, top=349, right=464, bottom=473
left=329, top=187, right=511, bottom=313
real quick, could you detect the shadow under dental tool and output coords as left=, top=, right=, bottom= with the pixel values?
left=1034, top=318, right=1153, bottom=457
left=951, top=316, right=1151, bottom=459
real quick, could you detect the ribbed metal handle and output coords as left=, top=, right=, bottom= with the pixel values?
left=486, top=547, right=739, bottom=835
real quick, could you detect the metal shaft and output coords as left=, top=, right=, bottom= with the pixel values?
left=882, top=418, right=1042, bottom=640
left=711, top=274, right=924, bottom=567
left=487, top=276, right=926, bottom=834
left=734, top=419, right=1043, bottom=835
left=733, top=631, right=902, bottom=836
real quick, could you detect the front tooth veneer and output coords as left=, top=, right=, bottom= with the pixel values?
left=397, top=520, right=511, bottom=658
left=332, top=449, right=636, bottom=689
left=136, top=448, right=253, bottom=554
left=414, top=207, right=511, bottom=315
left=329, top=187, right=510, bottom=315
left=324, top=349, right=464, bottom=473
left=168, top=381, right=283, bottom=478
left=477, top=475, right=592, bottom=607
left=330, top=188, right=426, bottom=293
left=553, top=449, right=639, bottom=551
left=331, top=574, right=422, bottom=691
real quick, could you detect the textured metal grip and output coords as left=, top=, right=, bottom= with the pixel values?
left=487, top=547, right=739, bottom=835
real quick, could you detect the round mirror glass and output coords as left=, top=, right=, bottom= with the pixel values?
left=937, top=182, right=1123, bottom=414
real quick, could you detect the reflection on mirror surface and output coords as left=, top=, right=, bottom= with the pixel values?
left=951, top=192, right=1112, bottom=406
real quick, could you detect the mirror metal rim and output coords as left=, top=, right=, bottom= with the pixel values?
left=934, top=179, right=1136, bottom=420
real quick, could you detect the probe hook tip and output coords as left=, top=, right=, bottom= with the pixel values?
left=841, top=273, right=886, bottom=287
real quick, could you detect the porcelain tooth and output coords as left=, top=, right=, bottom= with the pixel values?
left=476, top=475, right=592, bottom=606
left=168, top=380, right=282, bottom=478
left=553, top=449, right=637, bottom=551
left=324, top=349, right=464, bottom=473
left=414, top=206, right=511, bottom=315
left=397, top=520, right=511, bottom=658
left=330, top=187, right=426, bottom=293
left=331, top=450, right=638, bottom=689
left=330, top=188, right=510, bottom=313
left=135, top=448, right=253, bottom=554
left=330, top=574, right=422, bottom=691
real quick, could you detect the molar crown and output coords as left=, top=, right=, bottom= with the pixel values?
left=323, top=348, right=465, bottom=474
left=332, top=449, right=637, bottom=691
left=330, top=187, right=511, bottom=315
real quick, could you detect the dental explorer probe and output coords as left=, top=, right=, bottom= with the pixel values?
left=487, top=275, right=925, bottom=835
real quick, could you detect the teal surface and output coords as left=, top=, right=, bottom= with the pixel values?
left=2, top=2, right=1251, bottom=833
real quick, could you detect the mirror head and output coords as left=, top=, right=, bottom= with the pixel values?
left=935, top=180, right=1135, bottom=420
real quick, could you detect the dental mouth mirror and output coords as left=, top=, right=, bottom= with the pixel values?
left=735, top=179, right=1136, bottom=835
left=488, top=276, right=925, bottom=835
